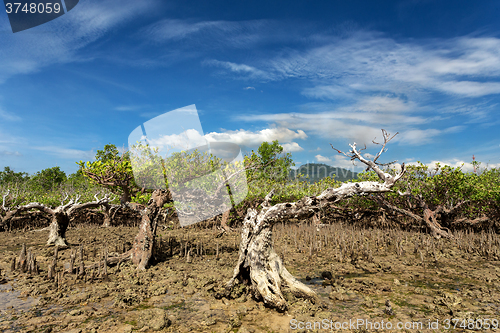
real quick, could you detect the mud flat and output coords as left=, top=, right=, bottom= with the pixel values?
left=1, top=222, right=500, bottom=332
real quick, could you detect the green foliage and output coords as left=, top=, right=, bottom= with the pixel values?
left=2, top=140, right=499, bottom=227
left=77, top=144, right=137, bottom=201
left=30, top=166, right=67, bottom=192
left=355, top=161, right=500, bottom=219
left=245, top=140, right=294, bottom=183
left=0, top=166, right=29, bottom=185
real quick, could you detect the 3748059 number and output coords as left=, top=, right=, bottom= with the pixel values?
left=442, top=318, right=499, bottom=330
left=5, top=2, right=61, bottom=14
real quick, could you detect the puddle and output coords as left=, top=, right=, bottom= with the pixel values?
left=0, top=282, right=39, bottom=314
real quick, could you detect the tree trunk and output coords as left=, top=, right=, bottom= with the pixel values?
left=220, top=209, right=232, bottom=233
left=102, top=204, right=120, bottom=227
left=47, top=212, right=70, bottom=247
left=120, top=186, right=131, bottom=205
left=128, top=190, right=169, bottom=270
left=131, top=207, right=158, bottom=270
left=226, top=208, right=316, bottom=312
left=422, top=207, right=453, bottom=239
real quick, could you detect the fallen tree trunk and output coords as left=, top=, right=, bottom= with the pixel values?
left=372, top=193, right=471, bottom=239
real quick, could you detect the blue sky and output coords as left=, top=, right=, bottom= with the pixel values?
left=1, top=0, right=500, bottom=176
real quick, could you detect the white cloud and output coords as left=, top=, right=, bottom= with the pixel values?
left=244, top=86, right=256, bottom=90
left=315, top=154, right=331, bottom=163
left=203, top=59, right=270, bottom=79
left=263, top=33, right=500, bottom=98
left=364, top=153, right=375, bottom=159
left=140, top=19, right=271, bottom=48
left=205, top=128, right=307, bottom=147
left=205, top=31, right=500, bottom=101
left=143, top=127, right=307, bottom=153
left=145, top=129, right=208, bottom=153
left=281, top=142, right=303, bottom=152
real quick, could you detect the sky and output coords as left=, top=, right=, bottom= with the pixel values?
left=1, top=0, right=500, bottom=177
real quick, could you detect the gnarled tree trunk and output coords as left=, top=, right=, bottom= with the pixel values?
left=226, top=132, right=407, bottom=311
left=47, top=212, right=71, bottom=247
left=127, top=189, right=170, bottom=270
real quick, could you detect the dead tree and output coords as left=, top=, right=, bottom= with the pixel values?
left=1, top=190, right=39, bottom=231
left=21, top=193, right=115, bottom=247
left=225, top=130, right=406, bottom=311
left=371, top=193, right=465, bottom=239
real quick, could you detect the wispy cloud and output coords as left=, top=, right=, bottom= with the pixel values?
left=203, top=60, right=270, bottom=79
left=261, top=33, right=500, bottom=98
left=139, top=19, right=302, bottom=50
left=140, top=19, right=267, bottom=46
left=203, top=31, right=500, bottom=102
left=0, top=150, right=22, bottom=156
left=33, top=146, right=95, bottom=160
left=0, top=0, right=157, bottom=83
left=0, top=106, right=22, bottom=121
left=114, top=105, right=150, bottom=111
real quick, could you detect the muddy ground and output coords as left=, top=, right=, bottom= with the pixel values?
left=1, top=221, right=500, bottom=333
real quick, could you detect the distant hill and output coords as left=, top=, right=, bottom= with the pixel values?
left=289, top=163, right=358, bottom=183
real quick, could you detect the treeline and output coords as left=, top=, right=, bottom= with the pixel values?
left=1, top=140, right=499, bottom=233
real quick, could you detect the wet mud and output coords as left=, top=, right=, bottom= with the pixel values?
left=1, top=222, right=500, bottom=332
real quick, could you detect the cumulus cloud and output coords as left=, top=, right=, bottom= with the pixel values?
left=142, top=127, right=307, bottom=155
left=146, top=129, right=208, bottom=152
left=281, top=142, right=303, bottom=152
left=205, top=128, right=307, bottom=147
left=315, top=154, right=332, bottom=163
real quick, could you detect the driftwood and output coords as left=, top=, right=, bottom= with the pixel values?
left=225, top=130, right=407, bottom=311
